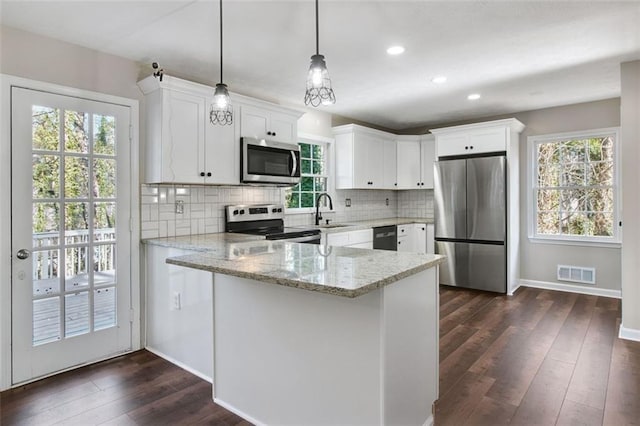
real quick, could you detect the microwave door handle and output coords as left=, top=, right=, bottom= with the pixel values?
left=290, top=151, right=298, bottom=176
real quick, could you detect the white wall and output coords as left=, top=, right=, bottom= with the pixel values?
left=0, top=25, right=144, bottom=390
left=620, top=60, right=640, bottom=338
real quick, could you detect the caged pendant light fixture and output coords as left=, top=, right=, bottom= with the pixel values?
left=304, top=0, right=336, bottom=107
left=210, top=0, right=233, bottom=125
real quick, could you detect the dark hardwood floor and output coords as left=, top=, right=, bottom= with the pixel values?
left=436, top=286, right=640, bottom=426
left=1, top=286, right=639, bottom=425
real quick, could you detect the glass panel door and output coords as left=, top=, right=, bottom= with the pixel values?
left=11, top=87, right=131, bottom=384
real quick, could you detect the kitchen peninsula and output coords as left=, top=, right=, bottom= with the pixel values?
left=145, top=234, right=444, bottom=425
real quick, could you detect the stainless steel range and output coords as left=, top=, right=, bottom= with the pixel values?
left=225, top=204, right=321, bottom=244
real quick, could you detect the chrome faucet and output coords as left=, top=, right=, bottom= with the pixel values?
left=315, top=193, right=333, bottom=225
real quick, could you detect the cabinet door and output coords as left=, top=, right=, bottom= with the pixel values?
left=468, top=127, right=506, bottom=154
left=383, top=139, right=397, bottom=189
left=436, top=133, right=469, bottom=158
left=420, top=138, right=436, bottom=188
left=239, top=105, right=269, bottom=139
left=413, top=224, right=427, bottom=254
left=368, top=136, right=386, bottom=188
left=269, top=111, right=296, bottom=143
left=353, top=135, right=375, bottom=188
left=205, top=104, right=240, bottom=184
left=397, top=140, right=421, bottom=189
left=163, top=90, right=205, bottom=183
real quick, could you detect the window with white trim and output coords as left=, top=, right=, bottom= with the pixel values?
left=285, top=139, right=329, bottom=211
left=529, top=128, right=619, bottom=244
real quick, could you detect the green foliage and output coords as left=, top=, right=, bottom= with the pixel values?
left=536, top=136, right=614, bottom=238
left=285, top=142, right=328, bottom=209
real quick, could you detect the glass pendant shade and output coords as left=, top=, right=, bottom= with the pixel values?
left=304, top=54, right=335, bottom=107
left=210, top=0, right=233, bottom=126
left=210, top=83, right=233, bottom=125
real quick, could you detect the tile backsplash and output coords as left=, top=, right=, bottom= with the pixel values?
left=140, top=184, right=434, bottom=239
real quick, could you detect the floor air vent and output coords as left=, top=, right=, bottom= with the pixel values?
left=557, top=265, right=596, bottom=285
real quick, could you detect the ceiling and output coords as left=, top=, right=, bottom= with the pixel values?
left=1, top=0, right=639, bottom=131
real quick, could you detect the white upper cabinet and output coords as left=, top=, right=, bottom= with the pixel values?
left=396, top=135, right=435, bottom=189
left=239, top=104, right=299, bottom=144
left=431, top=118, right=525, bottom=158
left=138, top=75, right=301, bottom=185
left=334, top=124, right=395, bottom=189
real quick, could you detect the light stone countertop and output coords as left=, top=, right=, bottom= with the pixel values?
left=142, top=218, right=443, bottom=298
left=164, top=239, right=444, bottom=298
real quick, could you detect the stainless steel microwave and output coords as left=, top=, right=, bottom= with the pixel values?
left=241, top=137, right=301, bottom=185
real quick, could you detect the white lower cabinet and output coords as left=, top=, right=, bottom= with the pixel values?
left=323, top=228, right=373, bottom=249
left=397, top=223, right=432, bottom=254
left=145, top=245, right=213, bottom=381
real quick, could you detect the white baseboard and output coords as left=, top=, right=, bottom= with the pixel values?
left=214, top=397, right=265, bottom=426
left=144, top=346, right=212, bottom=384
left=507, top=283, right=521, bottom=296
left=423, top=414, right=434, bottom=426
left=519, top=279, right=621, bottom=299
left=619, top=324, right=640, bottom=342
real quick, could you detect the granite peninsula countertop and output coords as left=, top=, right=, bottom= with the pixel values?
left=143, top=233, right=444, bottom=298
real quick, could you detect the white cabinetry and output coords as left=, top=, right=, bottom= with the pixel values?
left=432, top=120, right=521, bottom=157
left=145, top=244, right=213, bottom=380
left=239, top=104, right=299, bottom=144
left=323, top=228, right=373, bottom=249
left=333, top=124, right=396, bottom=189
left=396, top=223, right=433, bottom=253
left=396, top=135, right=435, bottom=189
left=138, top=75, right=240, bottom=185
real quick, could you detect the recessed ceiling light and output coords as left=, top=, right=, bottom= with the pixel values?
left=431, top=76, right=447, bottom=84
left=467, top=93, right=481, bottom=100
left=386, top=46, right=405, bottom=55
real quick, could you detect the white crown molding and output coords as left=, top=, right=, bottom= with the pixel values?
left=430, top=117, right=525, bottom=135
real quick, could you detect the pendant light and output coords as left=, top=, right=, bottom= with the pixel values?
left=210, top=0, right=233, bottom=125
left=304, top=0, right=335, bottom=107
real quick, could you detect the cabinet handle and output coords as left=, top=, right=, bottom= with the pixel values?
left=207, top=172, right=212, bottom=177
left=465, top=146, right=469, bottom=150
left=421, top=182, right=425, bottom=186
left=267, top=131, right=271, bottom=136
left=394, top=183, right=397, bottom=186
left=273, top=132, right=277, bottom=136
left=417, top=182, right=420, bottom=186
left=470, top=145, right=474, bottom=149
left=200, top=172, right=205, bottom=177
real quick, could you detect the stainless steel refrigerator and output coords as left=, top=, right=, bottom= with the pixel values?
left=434, top=155, right=506, bottom=293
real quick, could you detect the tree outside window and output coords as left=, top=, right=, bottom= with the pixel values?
left=531, top=129, right=618, bottom=243
left=285, top=141, right=329, bottom=210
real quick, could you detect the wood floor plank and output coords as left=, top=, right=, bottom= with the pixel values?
left=440, top=293, right=496, bottom=336
left=435, top=371, right=496, bottom=426
left=547, top=294, right=597, bottom=364
left=509, top=357, right=575, bottom=425
left=557, top=400, right=604, bottom=426
left=464, top=396, right=518, bottom=426
left=603, top=336, right=640, bottom=425
left=440, top=324, right=481, bottom=361
left=565, top=306, right=618, bottom=410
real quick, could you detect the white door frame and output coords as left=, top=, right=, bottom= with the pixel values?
left=0, top=74, right=141, bottom=390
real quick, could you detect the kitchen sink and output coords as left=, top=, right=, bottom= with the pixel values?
left=318, top=224, right=351, bottom=229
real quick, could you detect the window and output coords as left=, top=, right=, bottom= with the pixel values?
left=529, top=128, right=619, bottom=244
left=285, top=139, right=329, bottom=211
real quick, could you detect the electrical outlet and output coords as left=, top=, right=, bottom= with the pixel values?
left=385, top=198, right=389, bottom=206
left=175, top=200, right=184, bottom=214
left=345, top=198, right=351, bottom=207
left=172, top=291, right=182, bottom=311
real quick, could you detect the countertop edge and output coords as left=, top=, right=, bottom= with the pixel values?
left=166, top=254, right=445, bottom=298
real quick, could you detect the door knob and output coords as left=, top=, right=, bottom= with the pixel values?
left=16, top=249, right=31, bottom=260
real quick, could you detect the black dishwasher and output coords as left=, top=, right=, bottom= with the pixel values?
left=373, top=225, right=397, bottom=251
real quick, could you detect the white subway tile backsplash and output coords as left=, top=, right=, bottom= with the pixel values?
left=140, top=184, right=433, bottom=239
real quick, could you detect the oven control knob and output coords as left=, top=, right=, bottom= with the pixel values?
left=272, top=208, right=277, bottom=213
left=277, top=208, right=282, bottom=212
left=233, top=210, right=239, bottom=215
left=240, top=209, right=245, bottom=214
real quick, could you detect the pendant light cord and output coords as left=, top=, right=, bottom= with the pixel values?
left=315, top=0, right=319, bottom=55
left=220, top=0, right=224, bottom=83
